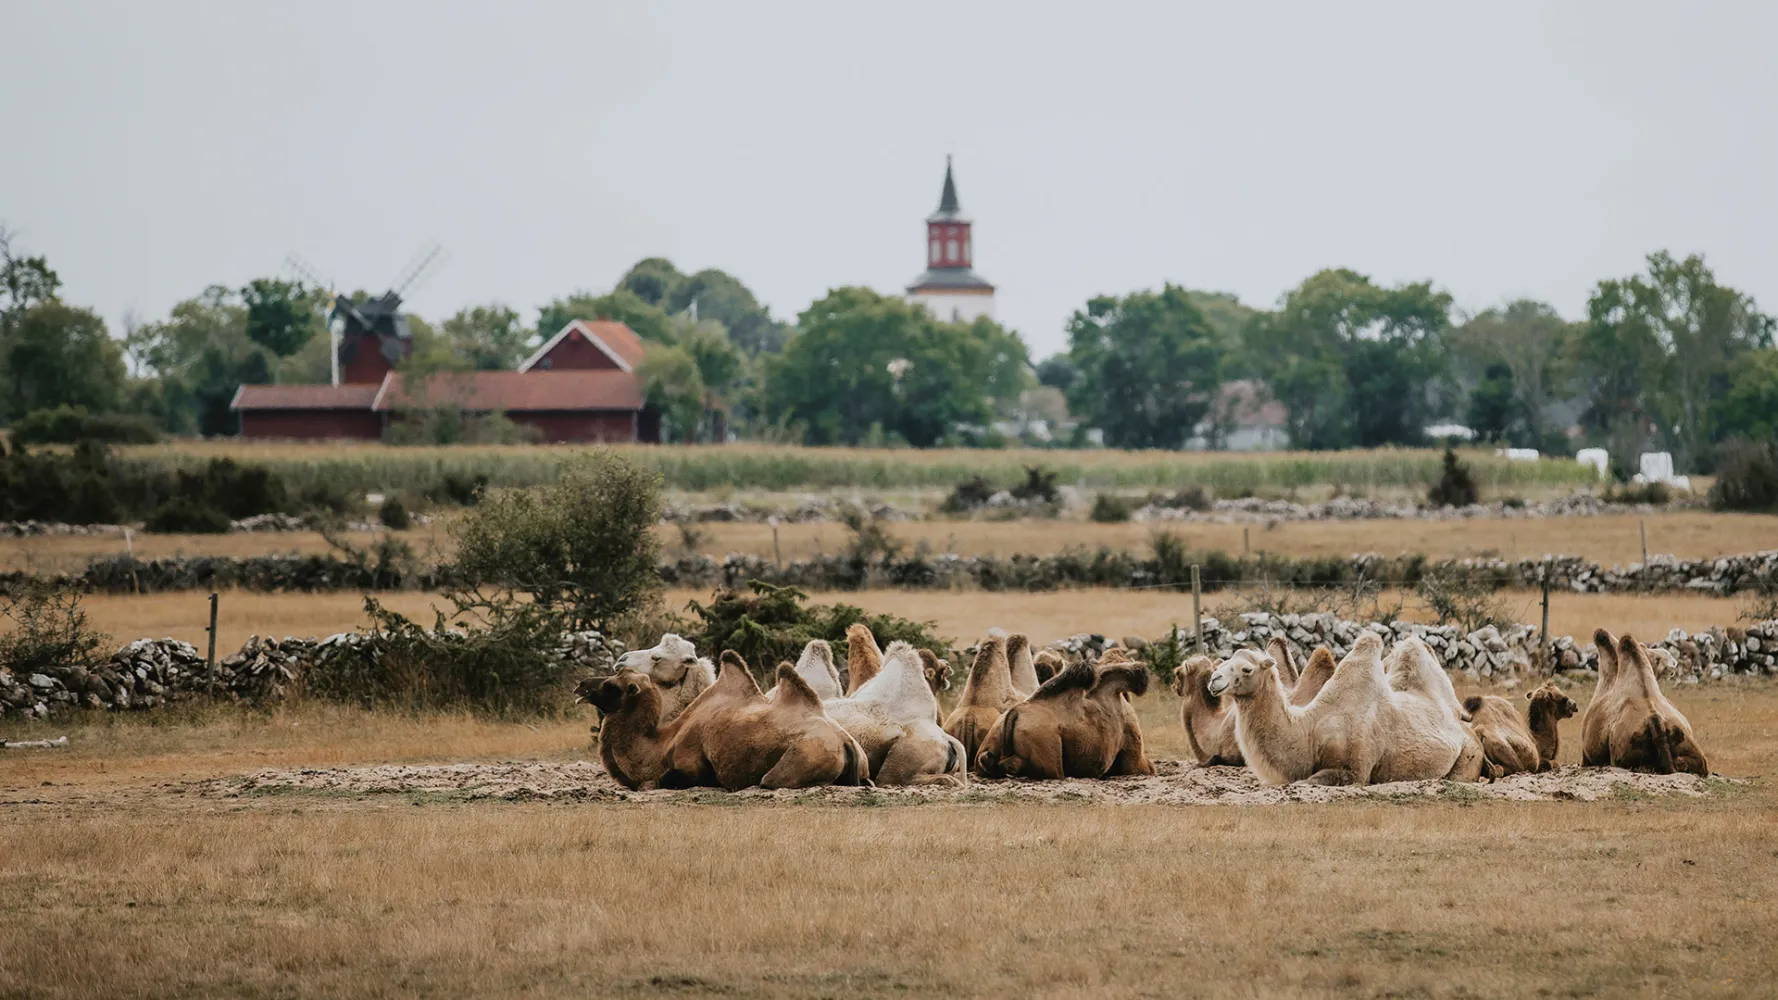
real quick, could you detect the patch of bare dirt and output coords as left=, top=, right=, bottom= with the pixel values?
left=201, top=759, right=1722, bottom=806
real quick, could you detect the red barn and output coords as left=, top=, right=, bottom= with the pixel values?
left=232, top=320, right=660, bottom=443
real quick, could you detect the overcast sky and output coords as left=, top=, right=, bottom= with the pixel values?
left=6, top=1, right=1776, bottom=359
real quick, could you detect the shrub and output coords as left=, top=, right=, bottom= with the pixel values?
left=144, top=497, right=232, bottom=534
left=1416, top=567, right=1508, bottom=633
left=678, top=581, right=948, bottom=680
left=1090, top=492, right=1133, bottom=523
left=1150, top=485, right=1211, bottom=511
left=1427, top=449, right=1479, bottom=508
left=379, top=496, right=412, bottom=530
left=297, top=480, right=357, bottom=516
left=180, top=459, right=288, bottom=519
left=429, top=472, right=489, bottom=507
left=449, top=450, right=664, bottom=631
left=1010, top=465, right=1059, bottom=504
left=1604, top=481, right=1672, bottom=506
left=1710, top=438, right=1778, bottom=513
left=0, top=579, right=109, bottom=677
left=10, top=406, right=162, bottom=445
left=940, top=475, right=997, bottom=514
left=1138, top=624, right=1187, bottom=686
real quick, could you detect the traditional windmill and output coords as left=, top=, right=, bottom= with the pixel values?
left=285, top=244, right=446, bottom=385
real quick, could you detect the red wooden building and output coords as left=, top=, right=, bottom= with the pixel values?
left=232, top=320, right=660, bottom=443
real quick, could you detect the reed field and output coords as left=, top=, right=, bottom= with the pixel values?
left=3, top=676, right=1775, bottom=999
left=7, top=509, right=1771, bottom=576
left=110, top=440, right=1601, bottom=495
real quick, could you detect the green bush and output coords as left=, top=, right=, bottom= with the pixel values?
left=449, top=450, right=664, bottom=631
left=144, top=497, right=232, bottom=534
left=678, top=580, right=948, bottom=679
left=1604, top=481, right=1672, bottom=506
left=940, top=475, right=997, bottom=514
left=1090, top=492, right=1133, bottom=522
left=0, top=579, right=109, bottom=678
left=429, top=472, right=489, bottom=507
left=379, top=496, right=412, bottom=530
left=11, top=406, right=162, bottom=445
left=1711, top=438, right=1778, bottom=513
left=1010, top=465, right=1059, bottom=504
left=1427, top=448, right=1479, bottom=507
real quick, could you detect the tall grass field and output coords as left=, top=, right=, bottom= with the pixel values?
left=113, top=441, right=1599, bottom=495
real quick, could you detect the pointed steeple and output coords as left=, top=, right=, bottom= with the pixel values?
left=937, top=155, right=960, bottom=214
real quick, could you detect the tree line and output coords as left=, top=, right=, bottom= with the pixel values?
left=2, top=224, right=1774, bottom=472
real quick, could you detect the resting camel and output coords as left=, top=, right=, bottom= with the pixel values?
left=1463, top=695, right=1540, bottom=777
left=779, top=639, right=844, bottom=700
left=942, top=636, right=1014, bottom=763
left=1032, top=649, right=1065, bottom=685
left=1580, top=630, right=1708, bottom=776
left=1207, top=634, right=1483, bottom=785
left=612, top=634, right=715, bottom=723
left=578, top=651, right=869, bottom=791
left=1172, top=639, right=1341, bottom=767
left=918, top=649, right=951, bottom=695
left=822, top=641, right=967, bottom=785
left=1525, top=681, right=1578, bottom=771
left=975, top=652, right=1154, bottom=780
left=844, top=623, right=884, bottom=695
left=1006, top=633, right=1042, bottom=698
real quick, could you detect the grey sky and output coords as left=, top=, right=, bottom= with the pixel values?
left=6, top=1, right=1775, bottom=359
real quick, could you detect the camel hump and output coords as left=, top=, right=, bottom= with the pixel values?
left=1095, top=662, right=1151, bottom=698
left=1031, top=661, right=1096, bottom=700
left=1266, top=637, right=1299, bottom=686
left=1462, top=695, right=1484, bottom=715
left=715, top=651, right=762, bottom=696
left=771, top=663, right=825, bottom=711
left=1594, top=627, right=1618, bottom=650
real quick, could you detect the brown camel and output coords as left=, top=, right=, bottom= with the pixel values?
left=1172, top=639, right=1340, bottom=767
left=577, top=651, right=869, bottom=791
left=1032, top=649, right=1065, bottom=684
left=1462, top=694, right=1540, bottom=777
left=844, top=623, right=884, bottom=695
left=917, top=648, right=951, bottom=695
left=1580, top=630, right=1708, bottom=776
left=1525, top=681, right=1578, bottom=771
left=942, top=636, right=1014, bottom=763
left=975, top=655, right=1155, bottom=780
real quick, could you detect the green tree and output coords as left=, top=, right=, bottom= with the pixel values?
left=617, top=257, right=683, bottom=306
left=1063, top=284, right=1225, bottom=449
left=1246, top=269, right=1452, bottom=449
left=1580, top=252, right=1774, bottom=471
left=127, top=286, right=268, bottom=435
left=669, top=268, right=788, bottom=354
left=1716, top=348, right=1778, bottom=443
left=536, top=288, right=675, bottom=346
left=0, top=227, right=61, bottom=332
left=241, top=278, right=323, bottom=359
left=765, top=287, right=1028, bottom=447
left=3, top=303, right=127, bottom=420
left=1453, top=300, right=1573, bottom=450
left=1466, top=361, right=1517, bottom=444
left=443, top=304, right=533, bottom=371
left=636, top=344, right=706, bottom=443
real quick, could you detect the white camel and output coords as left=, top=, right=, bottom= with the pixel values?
left=1206, top=634, right=1483, bottom=785
left=823, top=641, right=967, bottom=785
left=612, top=634, right=715, bottom=723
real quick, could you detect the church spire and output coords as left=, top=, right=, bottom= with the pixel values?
left=937, top=155, right=960, bottom=215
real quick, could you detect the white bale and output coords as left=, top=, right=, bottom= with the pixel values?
left=1576, top=448, right=1609, bottom=479
left=1639, top=452, right=1675, bottom=483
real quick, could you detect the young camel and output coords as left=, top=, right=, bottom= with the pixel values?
left=974, top=652, right=1154, bottom=780
left=1463, top=695, right=1540, bottom=777
left=578, top=651, right=869, bottom=791
left=1207, top=634, right=1482, bottom=785
left=611, top=633, right=715, bottom=723
left=942, top=636, right=1014, bottom=763
left=1580, top=630, right=1708, bottom=776
left=1172, top=639, right=1337, bottom=767
left=844, top=623, right=884, bottom=695
left=1526, top=681, right=1579, bottom=771
left=822, top=641, right=967, bottom=785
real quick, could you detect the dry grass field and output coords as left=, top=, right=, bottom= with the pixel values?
left=60, top=587, right=1761, bottom=656
left=3, top=679, right=1776, bottom=999
left=6, top=508, right=1773, bottom=575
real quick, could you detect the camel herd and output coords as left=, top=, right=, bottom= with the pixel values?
left=574, top=624, right=1709, bottom=791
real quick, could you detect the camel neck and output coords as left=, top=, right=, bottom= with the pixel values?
left=1528, top=701, right=1560, bottom=763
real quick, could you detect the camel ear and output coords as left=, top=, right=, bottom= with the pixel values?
left=625, top=681, right=640, bottom=698
left=1525, top=689, right=1535, bottom=700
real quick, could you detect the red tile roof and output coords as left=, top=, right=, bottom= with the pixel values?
left=373, top=370, right=643, bottom=412
left=231, top=383, right=383, bottom=411
left=518, top=320, right=647, bottom=372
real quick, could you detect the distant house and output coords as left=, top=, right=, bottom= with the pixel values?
left=1186, top=380, right=1289, bottom=452
left=232, top=320, right=659, bottom=443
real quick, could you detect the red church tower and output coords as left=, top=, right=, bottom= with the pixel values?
left=906, top=156, right=995, bottom=322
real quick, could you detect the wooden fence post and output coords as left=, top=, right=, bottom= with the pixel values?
left=206, top=592, right=219, bottom=694
left=1191, top=564, right=1203, bottom=654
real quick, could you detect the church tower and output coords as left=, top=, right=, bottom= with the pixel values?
left=906, top=157, right=995, bottom=322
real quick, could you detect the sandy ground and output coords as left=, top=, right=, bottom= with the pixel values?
left=196, top=757, right=1719, bottom=807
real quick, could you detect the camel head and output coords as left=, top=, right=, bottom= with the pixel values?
left=1526, top=681, right=1578, bottom=719
left=617, top=633, right=704, bottom=688
left=917, top=648, right=951, bottom=692
left=1032, top=649, right=1064, bottom=684
left=1171, top=655, right=1219, bottom=699
left=1206, top=648, right=1276, bottom=698
left=576, top=668, right=660, bottom=718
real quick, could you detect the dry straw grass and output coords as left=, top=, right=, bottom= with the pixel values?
left=2, top=683, right=1776, bottom=999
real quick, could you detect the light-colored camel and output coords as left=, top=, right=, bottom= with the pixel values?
left=1207, top=634, right=1483, bottom=785
left=822, top=641, right=967, bottom=785
left=942, top=635, right=1014, bottom=763
left=844, top=623, right=883, bottom=695
left=1005, top=633, right=1041, bottom=698
left=1171, top=639, right=1339, bottom=766
left=784, top=639, right=844, bottom=700
left=1525, top=681, right=1578, bottom=771
left=1032, top=649, right=1065, bottom=685
left=975, top=652, right=1154, bottom=780
left=612, top=633, right=715, bottom=723
left=1580, top=630, right=1708, bottom=776
left=1463, top=694, right=1540, bottom=777
left=579, top=651, right=869, bottom=791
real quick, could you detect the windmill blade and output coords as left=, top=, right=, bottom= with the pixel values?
left=282, top=252, right=335, bottom=294
left=388, top=242, right=446, bottom=298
